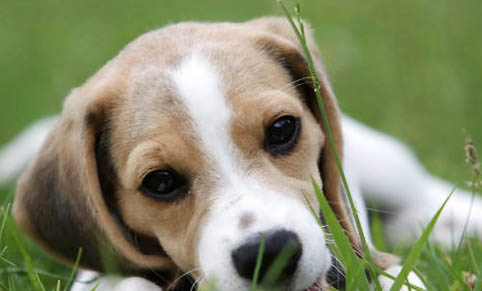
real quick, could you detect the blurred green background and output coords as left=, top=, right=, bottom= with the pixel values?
left=1, top=0, right=481, bottom=184
left=0, top=0, right=481, bottom=287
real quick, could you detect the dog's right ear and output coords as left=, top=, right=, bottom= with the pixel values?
left=13, top=83, right=175, bottom=274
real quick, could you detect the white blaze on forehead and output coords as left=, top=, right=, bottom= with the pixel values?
left=170, top=54, right=330, bottom=290
left=169, top=54, right=243, bottom=183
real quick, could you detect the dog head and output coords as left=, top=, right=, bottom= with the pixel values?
left=14, top=17, right=395, bottom=290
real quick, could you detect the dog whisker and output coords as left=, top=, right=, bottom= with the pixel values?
left=167, top=267, right=201, bottom=290
left=8, top=15, right=480, bottom=291
left=330, top=256, right=346, bottom=279
left=190, top=277, right=205, bottom=291
left=128, top=232, right=172, bottom=285
left=279, top=76, right=314, bottom=93
left=336, top=217, right=353, bottom=223
left=318, top=224, right=330, bottom=229
left=330, top=264, right=345, bottom=280
left=365, top=207, right=396, bottom=215
left=144, top=267, right=172, bottom=287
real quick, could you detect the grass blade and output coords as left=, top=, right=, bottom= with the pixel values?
left=311, top=178, right=370, bottom=290
left=378, top=270, right=426, bottom=291
left=262, top=240, right=300, bottom=286
left=279, top=1, right=382, bottom=288
left=250, top=235, right=266, bottom=291
left=62, top=248, right=82, bottom=291
left=389, top=191, right=454, bottom=291
left=34, top=272, right=46, bottom=291
left=302, top=193, right=324, bottom=228
left=310, top=179, right=351, bottom=264
left=0, top=204, right=11, bottom=244
left=7, top=216, right=41, bottom=291
left=89, top=282, right=101, bottom=291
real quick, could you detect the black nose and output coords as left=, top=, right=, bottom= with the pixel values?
left=231, top=229, right=302, bottom=284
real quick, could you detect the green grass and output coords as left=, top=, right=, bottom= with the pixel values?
left=280, top=4, right=476, bottom=290
left=1, top=0, right=482, bottom=290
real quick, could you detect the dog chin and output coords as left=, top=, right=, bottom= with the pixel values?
left=297, top=269, right=329, bottom=291
left=304, top=278, right=325, bottom=291
left=198, top=260, right=330, bottom=291
left=216, top=274, right=327, bottom=291
left=266, top=272, right=328, bottom=291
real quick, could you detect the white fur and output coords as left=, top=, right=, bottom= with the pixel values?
left=70, top=270, right=161, bottom=291
left=169, top=54, right=329, bottom=290
left=3, top=112, right=482, bottom=291
left=0, top=113, right=482, bottom=291
left=378, top=265, right=424, bottom=291
left=169, top=53, right=243, bottom=185
left=0, top=98, right=480, bottom=291
left=343, top=115, right=482, bottom=245
left=197, top=184, right=329, bottom=291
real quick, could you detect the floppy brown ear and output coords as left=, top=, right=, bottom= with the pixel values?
left=249, top=17, right=398, bottom=269
left=13, top=85, right=175, bottom=274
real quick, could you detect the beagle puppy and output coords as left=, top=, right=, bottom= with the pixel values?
left=3, top=17, right=482, bottom=291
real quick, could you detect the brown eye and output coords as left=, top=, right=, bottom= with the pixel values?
left=141, top=170, right=187, bottom=201
left=265, top=115, right=300, bottom=155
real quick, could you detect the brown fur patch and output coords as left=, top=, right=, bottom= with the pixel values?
left=14, top=17, right=397, bottom=289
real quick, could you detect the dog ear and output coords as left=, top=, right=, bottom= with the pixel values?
left=13, top=83, right=176, bottom=274
left=250, top=17, right=398, bottom=269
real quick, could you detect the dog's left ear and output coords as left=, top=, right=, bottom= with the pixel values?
left=13, top=81, right=176, bottom=276
left=248, top=17, right=398, bottom=269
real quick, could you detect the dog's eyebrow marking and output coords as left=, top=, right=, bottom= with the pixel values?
left=169, top=54, right=245, bottom=186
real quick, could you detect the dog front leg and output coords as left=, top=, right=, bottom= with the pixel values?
left=342, top=115, right=482, bottom=246
left=378, top=265, right=424, bottom=291
left=70, top=271, right=162, bottom=291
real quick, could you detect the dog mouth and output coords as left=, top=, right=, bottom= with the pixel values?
left=304, top=282, right=322, bottom=291
left=303, top=275, right=325, bottom=291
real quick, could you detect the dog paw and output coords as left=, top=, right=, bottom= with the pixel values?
left=71, top=271, right=163, bottom=291
left=114, top=277, right=163, bottom=291
left=378, top=265, right=425, bottom=291
left=384, top=192, right=482, bottom=247
left=430, top=195, right=482, bottom=245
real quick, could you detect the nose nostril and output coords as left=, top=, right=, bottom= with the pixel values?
left=231, top=229, right=303, bottom=284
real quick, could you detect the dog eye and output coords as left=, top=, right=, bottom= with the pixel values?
left=140, top=170, right=187, bottom=201
left=265, top=115, right=300, bottom=155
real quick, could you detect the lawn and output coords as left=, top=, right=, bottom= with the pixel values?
left=0, top=0, right=481, bottom=290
